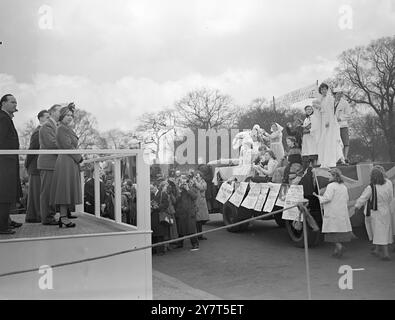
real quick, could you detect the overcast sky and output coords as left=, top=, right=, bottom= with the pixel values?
left=1, top=0, right=394, bottom=131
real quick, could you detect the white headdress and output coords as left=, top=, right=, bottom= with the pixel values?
left=272, top=122, right=284, bottom=132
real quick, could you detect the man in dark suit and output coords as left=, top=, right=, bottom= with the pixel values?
left=37, top=104, right=61, bottom=225
left=0, top=94, right=23, bottom=234
left=25, top=110, right=50, bottom=223
left=84, top=167, right=106, bottom=215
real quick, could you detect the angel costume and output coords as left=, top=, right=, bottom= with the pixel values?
left=232, top=131, right=255, bottom=165
left=311, top=94, right=344, bottom=167
left=233, top=126, right=267, bottom=165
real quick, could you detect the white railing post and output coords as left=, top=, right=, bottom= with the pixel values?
left=94, top=162, right=101, bottom=218
left=136, top=150, right=152, bottom=299
left=76, top=170, right=85, bottom=213
left=114, top=158, right=122, bottom=223
left=136, top=151, right=151, bottom=231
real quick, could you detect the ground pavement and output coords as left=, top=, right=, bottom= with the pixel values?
left=153, top=214, right=395, bottom=300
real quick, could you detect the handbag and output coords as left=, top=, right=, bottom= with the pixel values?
left=159, top=210, right=172, bottom=225
left=158, top=191, right=174, bottom=225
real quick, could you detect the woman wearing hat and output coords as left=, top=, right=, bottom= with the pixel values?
left=314, top=168, right=352, bottom=258
left=50, top=104, right=82, bottom=228
left=312, top=83, right=344, bottom=167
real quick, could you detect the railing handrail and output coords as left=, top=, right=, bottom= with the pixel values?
left=0, top=149, right=142, bottom=155
left=1, top=148, right=151, bottom=232
left=83, top=154, right=137, bottom=164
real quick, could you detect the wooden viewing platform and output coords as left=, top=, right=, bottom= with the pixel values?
left=0, top=213, right=135, bottom=241
left=0, top=211, right=152, bottom=299
left=0, top=149, right=152, bottom=299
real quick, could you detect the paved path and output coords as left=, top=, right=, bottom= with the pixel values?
left=153, top=214, right=395, bottom=300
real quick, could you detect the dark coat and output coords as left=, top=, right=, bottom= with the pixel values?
left=175, top=188, right=198, bottom=235
left=151, top=190, right=170, bottom=239
left=0, top=110, right=22, bottom=203
left=285, top=125, right=303, bottom=148
left=84, top=178, right=106, bottom=214
left=25, top=126, right=41, bottom=176
left=37, top=118, right=58, bottom=171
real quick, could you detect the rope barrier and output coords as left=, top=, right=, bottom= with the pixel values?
left=0, top=203, right=305, bottom=279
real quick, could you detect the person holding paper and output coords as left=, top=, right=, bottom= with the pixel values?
left=301, top=105, right=319, bottom=169
left=253, top=150, right=278, bottom=183
left=313, top=168, right=352, bottom=258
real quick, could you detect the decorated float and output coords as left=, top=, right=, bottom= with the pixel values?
left=207, top=148, right=395, bottom=248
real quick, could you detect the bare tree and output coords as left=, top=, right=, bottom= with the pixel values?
left=101, top=129, right=141, bottom=149
left=18, top=119, right=37, bottom=150
left=349, top=113, right=387, bottom=162
left=136, top=109, right=175, bottom=162
left=175, top=88, right=238, bottom=130
left=72, top=109, right=105, bottom=149
left=238, top=103, right=304, bottom=132
left=335, top=36, right=395, bottom=160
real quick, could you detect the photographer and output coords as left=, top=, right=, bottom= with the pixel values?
left=175, top=175, right=199, bottom=251
left=190, top=171, right=210, bottom=241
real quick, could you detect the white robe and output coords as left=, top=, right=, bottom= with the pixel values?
left=301, top=116, right=318, bottom=156
left=312, top=94, right=344, bottom=167
left=318, top=182, right=352, bottom=233
left=356, top=180, right=394, bottom=245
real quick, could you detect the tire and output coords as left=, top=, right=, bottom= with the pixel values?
left=222, top=202, right=250, bottom=233
left=273, top=212, right=286, bottom=228
left=285, top=220, right=321, bottom=248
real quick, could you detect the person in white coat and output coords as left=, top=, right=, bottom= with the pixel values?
left=314, top=168, right=352, bottom=258
left=355, top=167, right=393, bottom=261
left=311, top=83, right=344, bottom=167
left=262, top=123, right=285, bottom=162
left=301, top=105, right=318, bottom=169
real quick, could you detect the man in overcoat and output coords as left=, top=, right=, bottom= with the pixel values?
left=0, top=94, right=22, bottom=234
left=37, top=104, right=61, bottom=225
left=25, top=110, right=49, bottom=222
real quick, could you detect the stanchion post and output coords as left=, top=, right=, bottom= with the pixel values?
left=114, top=158, right=122, bottom=224
left=301, top=202, right=312, bottom=300
left=94, top=161, right=101, bottom=217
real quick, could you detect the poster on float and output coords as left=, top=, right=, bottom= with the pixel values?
left=228, top=182, right=249, bottom=207
left=215, top=182, right=235, bottom=204
left=241, top=182, right=261, bottom=209
left=254, top=184, right=270, bottom=212
left=263, top=183, right=281, bottom=212
left=282, top=185, right=305, bottom=221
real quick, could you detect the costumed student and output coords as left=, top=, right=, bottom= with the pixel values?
left=301, top=105, right=319, bottom=170
left=262, top=123, right=285, bottom=162
left=311, top=83, right=344, bottom=168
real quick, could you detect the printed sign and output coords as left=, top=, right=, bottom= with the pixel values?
left=262, top=183, right=281, bottom=212
left=241, top=182, right=261, bottom=209
left=228, top=182, right=249, bottom=208
left=282, top=185, right=305, bottom=221
left=215, top=182, right=234, bottom=204
left=276, top=184, right=290, bottom=207
left=254, top=184, right=270, bottom=212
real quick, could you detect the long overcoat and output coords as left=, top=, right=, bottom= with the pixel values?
left=0, top=110, right=22, bottom=203
left=175, top=188, right=198, bottom=235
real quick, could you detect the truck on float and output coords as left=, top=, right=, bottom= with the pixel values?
left=206, top=161, right=395, bottom=248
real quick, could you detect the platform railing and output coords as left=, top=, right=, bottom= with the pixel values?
left=0, top=149, right=151, bottom=232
